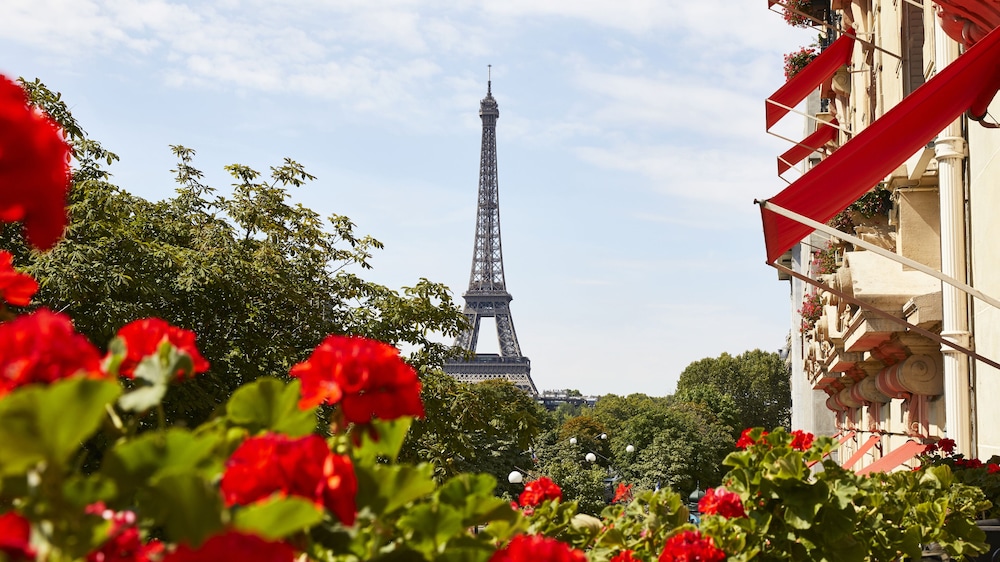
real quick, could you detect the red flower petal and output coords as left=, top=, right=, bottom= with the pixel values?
left=0, top=75, right=72, bottom=251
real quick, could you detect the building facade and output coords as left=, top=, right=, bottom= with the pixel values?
left=764, top=0, right=1000, bottom=471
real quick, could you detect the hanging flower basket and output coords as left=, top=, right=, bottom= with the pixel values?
left=782, top=0, right=828, bottom=27
left=784, top=47, right=818, bottom=81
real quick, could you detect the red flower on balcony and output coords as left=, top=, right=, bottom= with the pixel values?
left=736, top=428, right=769, bottom=449
left=784, top=47, right=818, bottom=81
left=611, top=551, right=642, bottom=562
left=518, top=476, right=562, bottom=507
left=0, top=511, right=34, bottom=561
left=112, top=318, right=209, bottom=379
left=489, top=535, right=587, bottom=562
left=0, top=251, right=37, bottom=307
left=659, top=530, right=727, bottom=562
left=698, top=487, right=746, bottom=519
left=162, top=531, right=295, bottom=562
left=0, top=308, right=105, bottom=398
left=781, top=0, right=820, bottom=27
left=0, top=74, right=72, bottom=251
left=790, top=430, right=815, bottom=451
left=220, top=433, right=358, bottom=526
left=290, top=335, right=423, bottom=424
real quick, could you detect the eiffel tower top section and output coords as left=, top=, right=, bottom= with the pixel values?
left=467, top=75, right=507, bottom=294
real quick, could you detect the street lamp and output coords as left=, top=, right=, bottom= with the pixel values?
left=585, top=452, right=597, bottom=463
left=625, top=444, right=635, bottom=454
left=508, top=470, right=524, bottom=485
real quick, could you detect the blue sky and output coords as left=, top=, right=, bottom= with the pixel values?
left=2, top=1, right=815, bottom=397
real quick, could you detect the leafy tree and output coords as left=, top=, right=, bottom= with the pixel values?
left=675, top=349, right=791, bottom=431
left=400, top=372, right=550, bottom=498
left=4, top=80, right=468, bottom=426
left=529, top=429, right=609, bottom=516
left=672, top=384, right=741, bottom=435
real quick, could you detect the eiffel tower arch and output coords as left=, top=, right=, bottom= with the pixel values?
left=443, top=73, right=538, bottom=396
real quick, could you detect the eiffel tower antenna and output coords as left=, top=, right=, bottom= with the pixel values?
left=443, top=73, right=538, bottom=396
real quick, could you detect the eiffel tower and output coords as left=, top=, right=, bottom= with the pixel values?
left=443, top=72, right=538, bottom=396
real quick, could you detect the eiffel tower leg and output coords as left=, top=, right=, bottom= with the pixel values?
left=494, top=310, right=522, bottom=358
left=457, top=308, right=481, bottom=352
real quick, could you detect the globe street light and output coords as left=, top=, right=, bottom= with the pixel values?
left=585, top=452, right=598, bottom=463
left=569, top=437, right=578, bottom=445
left=626, top=444, right=635, bottom=454
left=508, top=470, right=524, bottom=485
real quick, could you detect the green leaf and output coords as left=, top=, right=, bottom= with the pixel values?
left=0, top=378, right=121, bottom=475
left=226, top=377, right=316, bottom=437
left=437, top=474, right=517, bottom=526
left=233, top=496, right=324, bottom=540
left=354, top=417, right=413, bottom=464
left=118, top=384, right=168, bottom=412
left=398, top=503, right=465, bottom=554
left=145, top=473, right=224, bottom=546
left=356, top=463, right=436, bottom=515
left=62, top=475, right=118, bottom=508
left=102, top=428, right=222, bottom=491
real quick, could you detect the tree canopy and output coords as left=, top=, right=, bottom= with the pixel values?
left=675, top=349, right=791, bottom=431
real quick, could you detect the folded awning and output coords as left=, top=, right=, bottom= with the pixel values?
left=856, top=440, right=927, bottom=475
left=778, top=119, right=839, bottom=175
left=760, top=24, right=1000, bottom=263
left=766, top=33, right=855, bottom=130
left=842, top=434, right=880, bottom=470
left=838, top=430, right=856, bottom=445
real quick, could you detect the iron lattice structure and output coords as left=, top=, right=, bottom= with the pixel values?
left=443, top=79, right=538, bottom=396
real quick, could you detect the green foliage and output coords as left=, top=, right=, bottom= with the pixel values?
left=225, top=377, right=318, bottom=437
left=829, top=183, right=893, bottom=234
left=712, top=428, right=989, bottom=561
left=676, top=350, right=791, bottom=431
left=400, top=372, right=548, bottom=498
left=0, top=378, right=120, bottom=476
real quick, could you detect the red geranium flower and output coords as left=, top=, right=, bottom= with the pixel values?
left=162, top=531, right=295, bottom=562
left=611, top=550, right=642, bottom=562
left=698, top=487, right=746, bottom=519
left=0, top=251, right=37, bottom=307
left=659, top=530, right=726, bottom=562
left=956, top=458, right=984, bottom=469
left=518, top=477, right=562, bottom=507
left=0, top=308, right=105, bottom=398
left=489, top=534, right=587, bottom=562
left=937, top=438, right=956, bottom=454
left=790, top=430, right=815, bottom=451
left=290, top=335, right=423, bottom=423
left=111, top=318, right=209, bottom=379
left=736, top=428, right=768, bottom=449
left=0, top=74, right=72, bottom=251
left=613, top=482, right=634, bottom=503
left=0, top=511, right=35, bottom=561
left=84, top=503, right=163, bottom=562
left=220, top=433, right=357, bottom=526
left=988, top=463, right=1000, bottom=474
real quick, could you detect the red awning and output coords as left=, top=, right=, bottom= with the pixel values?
left=841, top=434, right=880, bottom=469
left=778, top=119, right=839, bottom=175
left=760, top=24, right=1000, bottom=263
left=856, top=440, right=927, bottom=475
left=838, top=430, right=856, bottom=445
left=766, top=34, right=855, bottom=130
